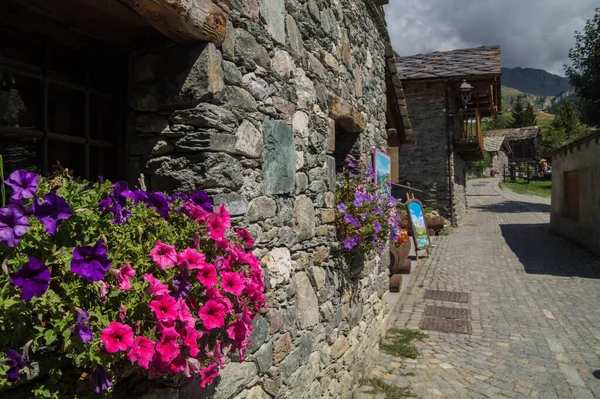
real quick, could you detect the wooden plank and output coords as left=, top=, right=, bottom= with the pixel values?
left=121, top=0, right=228, bottom=45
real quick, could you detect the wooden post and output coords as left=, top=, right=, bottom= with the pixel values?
left=122, top=0, right=229, bottom=45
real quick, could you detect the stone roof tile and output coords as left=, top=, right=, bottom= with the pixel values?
left=395, top=46, right=501, bottom=80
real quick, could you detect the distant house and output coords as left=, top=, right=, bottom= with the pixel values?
left=549, top=130, right=600, bottom=256
left=396, top=46, right=501, bottom=224
left=483, top=134, right=512, bottom=175
left=485, top=127, right=542, bottom=165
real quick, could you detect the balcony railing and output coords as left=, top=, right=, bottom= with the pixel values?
left=453, top=108, right=484, bottom=161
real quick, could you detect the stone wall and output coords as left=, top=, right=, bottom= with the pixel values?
left=398, top=81, right=468, bottom=224
left=125, top=1, right=391, bottom=398
left=398, top=82, right=450, bottom=214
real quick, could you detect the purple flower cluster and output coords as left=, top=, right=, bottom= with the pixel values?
left=32, top=191, right=72, bottom=234
left=9, top=257, right=50, bottom=301
left=343, top=236, right=359, bottom=249
left=1, top=170, right=72, bottom=247
left=5, top=349, right=25, bottom=381
left=70, top=241, right=112, bottom=283
left=343, top=214, right=361, bottom=228
left=73, top=309, right=93, bottom=344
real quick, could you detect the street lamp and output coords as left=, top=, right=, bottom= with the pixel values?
left=460, top=79, right=473, bottom=109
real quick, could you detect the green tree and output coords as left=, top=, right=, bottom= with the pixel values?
left=509, top=96, right=538, bottom=128
left=523, top=102, right=538, bottom=126
left=565, top=8, right=600, bottom=126
left=542, top=101, right=588, bottom=152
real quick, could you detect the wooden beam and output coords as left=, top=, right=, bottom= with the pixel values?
left=120, top=0, right=228, bottom=45
left=374, top=0, right=390, bottom=5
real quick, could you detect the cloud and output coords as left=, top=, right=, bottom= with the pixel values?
left=384, top=0, right=597, bottom=76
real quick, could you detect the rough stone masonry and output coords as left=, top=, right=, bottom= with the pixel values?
left=126, top=1, right=393, bottom=398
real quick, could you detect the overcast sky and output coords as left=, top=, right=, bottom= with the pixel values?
left=384, top=1, right=598, bottom=76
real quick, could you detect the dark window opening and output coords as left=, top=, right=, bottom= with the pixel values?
left=332, top=123, right=361, bottom=173
left=563, top=170, right=580, bottom=219
left=0, top=24, right=128, bottom=181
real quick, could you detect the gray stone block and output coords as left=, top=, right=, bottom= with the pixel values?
left=262, top=119, right=295, bottom=194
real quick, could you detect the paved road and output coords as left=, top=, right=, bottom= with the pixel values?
left=357, top=179, right=600, bottom=398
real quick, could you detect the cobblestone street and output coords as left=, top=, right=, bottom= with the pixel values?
left=357, top=179, right=600, bottom=398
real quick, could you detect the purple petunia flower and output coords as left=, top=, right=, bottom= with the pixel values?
left=9, top=257, right=50, bottom=301
left=172, top=271, right=191, bottom=299
left=374, top=221, right=382, bottom=234
left=337, top=203, right=347, bottom=213
left=6, top=349, right=25, bottom=381
left=89, top=364, right=113, bottom=393
left=131, top=190, right=147, bottom=205
left=343, top=236, right=359, bottom=249
left=72, top=309, right=93, bottom=344
left=189, top=190, right=212, bottom=211
left=70, top=241, right=112, bottom=283
left=112, top=207, right=131, bottom=225
left=343, top=214, right=361, bottom=228
left=32, top=191, right=72, bottom=234
left=4, top=170, right=38, bottom=200
left=112, top=182, right=133, bottom=205
left=144, top=192, right=170, bottom=219
left=348, top=158, right=356, bottom=168
left=0, top=205, right=29, bottom=248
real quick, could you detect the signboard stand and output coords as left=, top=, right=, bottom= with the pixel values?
left=405, top=193, right=433, bottom=260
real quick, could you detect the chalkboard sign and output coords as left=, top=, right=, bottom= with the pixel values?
left=406, top=199, right=432, bottom=250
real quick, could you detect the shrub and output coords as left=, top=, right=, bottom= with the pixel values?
left=0, top=170, right=266, bottom=397
left=335, top=159, right=402, bottom=254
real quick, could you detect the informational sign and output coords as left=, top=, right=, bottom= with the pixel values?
left=373, top=148, right=391, bottom=192
left=406, top=199, right=432, bottom=250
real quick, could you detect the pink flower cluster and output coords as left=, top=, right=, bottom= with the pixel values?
left=100, top=205, right=265, bottom=388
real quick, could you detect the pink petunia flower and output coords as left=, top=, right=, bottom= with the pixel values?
left=220, top=272, right=245, bottom=296
left=183, top=358, right=201, bottom=378
left=143, top=273, right=170, bottom=296
left=101, top=322, right=134, bottom=353
left=155, top=327, right=180, bottom=363
left=207, top=214, right=226, bottom=241
left=205, top=340, right=226, bottom=367
left=149, top=240, right=177, bottom=270
left=199, top=363, right=219, bottom=388
left=226, top=319, right=250, bottom=344
left=198, top=300, right=226, bottom=330
left=128, top=336, right=155, bottom=369
left=185, top=203, right=211, bottom=222
left=98, top=281, right=110, bottom=301
left=197, top=264, right=217, bottom=288
left=206, top=288, right=233, bottom=314
left=182, top=327, right=200, bottom=357
left=115, top=264, right=135, bottom=291
left=119, top=304, right=128, bottom=321
left=177, top=299, right=197, bottom=328
left=235, top=229, right=255, bottom=247
left=169, top=355, right=186, bottom=374
left=215, top=204, right=231, bottom=230
left=149, top=295, right=179, bottom=321
left=177, top=248, right=207, bottom=270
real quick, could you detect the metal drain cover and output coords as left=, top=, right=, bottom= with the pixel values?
left=420, top=317, right=472, bottom=334
left=424, top=306, right=470, bottom=320
left=424, top=290, right=469, bottom=303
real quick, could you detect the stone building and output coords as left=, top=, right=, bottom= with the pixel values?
left=549, top=130, right=600, bottom=257
left=482, top=134, right=512, bottom=176
left=0, top=0, right=411, bottom=398
left=485, top=126, right=542, bottom=165
left=395, top=46, right=501, bottom=224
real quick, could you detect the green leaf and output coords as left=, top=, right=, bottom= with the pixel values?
left=44, top=329, right=57, bottom=346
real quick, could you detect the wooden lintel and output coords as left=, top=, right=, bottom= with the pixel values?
left=121, top=0, right=228, bottom=45
left=374, top=0, right=390, bottom=5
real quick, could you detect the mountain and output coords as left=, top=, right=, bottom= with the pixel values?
left=501, top=67, right=571, bottom=97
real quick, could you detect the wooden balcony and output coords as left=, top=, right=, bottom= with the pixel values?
left=453, top=109, right=484, bottom=161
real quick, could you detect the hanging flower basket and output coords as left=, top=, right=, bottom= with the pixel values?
left=0, top=169, right=266, bottom=397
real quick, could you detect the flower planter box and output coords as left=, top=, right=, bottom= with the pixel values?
left=389, top=274, right=403, bottom=292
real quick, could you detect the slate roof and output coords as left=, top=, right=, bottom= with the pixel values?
left=484, top=135, right=508, bottom=152
left=485, top=127, right=540, bottom=141
left=395, top=46, right=501, bottom=80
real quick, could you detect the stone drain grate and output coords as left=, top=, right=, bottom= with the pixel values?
left=423, top=289, right=469, bottom=303
left=423, top=305, right=470, bottom=320
left=420, top=317, right=472, bottom=334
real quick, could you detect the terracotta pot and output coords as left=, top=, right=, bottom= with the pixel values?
left=389, top=274, right=403, bottom=292
left=425, top=216, right=445, bottom=232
